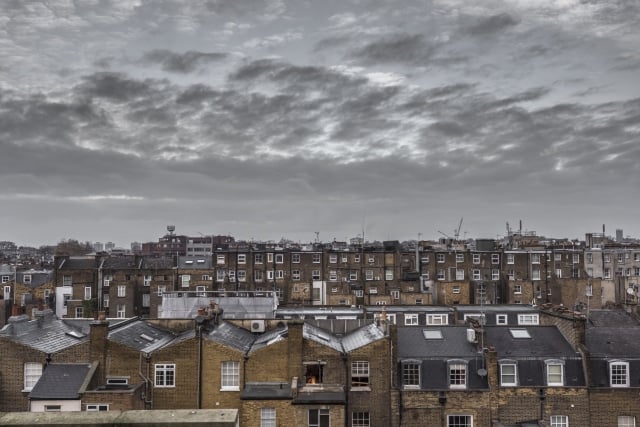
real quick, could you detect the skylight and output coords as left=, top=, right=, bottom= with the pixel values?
left=422, top=329, right=443, bottom=340
left=140, top=334, right=155, bottom=342
left=509, top=329, right=531, bottom=339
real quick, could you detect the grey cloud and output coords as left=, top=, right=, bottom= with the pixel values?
left=466, top=13, right=520, bottom=36
left=141, top=49, right=227, bottom=73
left=76, top=72, right=159, bottom=103
left=351, top=33, right=434, bottom=65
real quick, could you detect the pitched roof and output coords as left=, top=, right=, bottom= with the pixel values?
left=397, top=326, right=479, bottom=359
left=486, top=326, right=579, bottom=358
left=108, top=319, right=193, bottom=354
left=586, top=327, right=640, bottom=357
left=58, top=256, right=97, bottom=270
left=29, top=362, right=96, bottom=400
left=205, top=322, right=255, bottom=353
left=0, top=310, right=90, bottom=353
left=588, top=309, right=640, bottom=327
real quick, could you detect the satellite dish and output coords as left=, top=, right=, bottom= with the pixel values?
left=627, top=288, right=635, bottom=295
left=477, top=368, right=487, bottom=377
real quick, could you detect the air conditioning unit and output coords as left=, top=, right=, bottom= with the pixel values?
left=251, top=320, right=265, bottom=333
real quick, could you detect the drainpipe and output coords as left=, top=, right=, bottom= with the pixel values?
left=138, top=353, right=153, bottom=408
left=343, top=353, right=349, bottom=427
left=197, top=323, right=203, bottom=409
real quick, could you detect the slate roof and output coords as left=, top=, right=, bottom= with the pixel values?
left=178, top=257, right=212, bottom=269
left=17, top=270, right=53, bottom=288
left=486, top=326, right=579, bottom=358
left=249, top=325, right=287, bottom=354
left=586, top=327, right=640, bottom=357
left=0, top=310, right=90, bottom=353
left=397, top=326, right=479, bottom=359
left=588, top=309, right=640, bottom=327
left=205, top=321, right=255, bottom=353
left=29, top=362, right=96, bottom=400
left=293, top=390, right=346, bottom=404
left=341, top=322, right=386, bottom=353
left=141, top=257, right=175, bottom=269
left=101, top=255, right=140, bottom=269
left=303, top=323, right=343, bottom=352
left=57, top=256, right=97, bottom=270
left=108, top=320, right=193, bottom=354
left=240, top=382, right=292, bottom=400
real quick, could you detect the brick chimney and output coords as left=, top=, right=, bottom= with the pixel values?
left=90, top=311, right=109, bottom=385
left=287, top=319, right=304, bottom=381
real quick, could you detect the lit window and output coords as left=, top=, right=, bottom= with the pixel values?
left=610, top=361, right=630, bottom=387
left=261, top=408, right=276, bottom=427
left=23, top=362, right=43, bottom=391
left=221, top=361, right=240, bottom=390
left=154, top=364, right=175, bottom=387
left=550, top=415, right=568, bottom=427
left=500, top=363, right=517, bottom=386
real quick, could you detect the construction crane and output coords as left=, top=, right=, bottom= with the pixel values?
left=454, top=217, right=463, bottom=240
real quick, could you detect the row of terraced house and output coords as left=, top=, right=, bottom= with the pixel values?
left=2, top=302, right=640, bottom=426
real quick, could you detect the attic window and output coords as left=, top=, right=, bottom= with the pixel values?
left=106, top=377, right=129, bottom=385
left=185, top=260, right=194, bottom=264
left=509, top=329, right=531, bottom=339
left=197, top=259, right=205, bottom=263
left=66, top=330, right=86, bottom=339
left=423, top=329, right=443, bottom=340
left=140, top=334, right=155, bottom=342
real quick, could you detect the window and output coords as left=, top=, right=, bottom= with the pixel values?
left=23, top=274, right=31, bottom=284
left=331, top=287, right=338, bottom=293
left=103, top=294, right=109, bottom=308
left=291, top=253, right=300, bottom=263
left=618, top=416, right=636, bottom=427
left=610, top=361, right=630, bottom=387
left=448, top=415, right=473, bottom=427
left=507, top=254, right=514, bottom=264
left=117, top=285, right=126, bottom=297
left=44, top=405, right=62, bottom=412
left=275, top=254, right=284, bottom=264
left=216, top=270, right=225, bottom=281
left=500, top=363, right=517, bottom=386
left=1, top=275, right=9, bottom=284
left=349, top=271, right=358, bottom=281
left=237, top=270, right=246, bottom=282
left=221, top=361, right=240, bottom=390
left=157, top=285, right=166, bottom=296
left=255, top=253, right=263, bottom=264
left=532, top=268, right=541, bottom=281
left=329, top=254, right=337, bottom=263
left=491, top=254, right=500, bottom=264
left=116, top=304, right=125, bottom=318
left=472, top=269, right=481, bottom=280
left=216, top=254, right=225, bottom=264
left=456, top=253, right=464, bottom=263
left=255, top=270, right=264, bottom=282
left=368, top=255, right=375, bottom=264
left=63, top=275, right=72, bottom=286
left=405, top=314, right=418, bottom=325
left=292, top=270, right=300, bottom=281
left=496, top=314, right=508, bottom=325
left=261, top=408, right=276, bottom=427
left=369, top=287, right=377, bottom=294
left=84, top=286, right=92, bottom=300
left=308, top=409, right=329, bottom=427
left=365, top=270, right=373, bottom=281
left=155, top=364, right=175, bottom=387
left=473, top=253, right=480, bottom=264
left=604, top=268, right=611, bottom=279
left=550, top=415, right=568, bottom=427
left=402, top=362, right=420, bottom=388
left=352, top=412, right=370, bottom=427
left=449, top=362, right=467, bottom=389
left=86, top=404, right=109, bottom=411
left=276, top=270, right=284, bottom=279
left=518, top=314, right=539, bottom=325
left=312, top=254, right=321, bottom=264
left=452, top=285, right=460, bottom=294
left=75, top=307, right=83, bottom=318
left=23, top=362, right=43, bottom=391
left=305, top=362, right=324, bottom=384
left=390, top=290, right=400, bottom=300
left=354, top=254, right=360, bottom=263
left=329, top=270, right=337, bottom=281
left=181, top=274, right=190, bottom=287
left=492, top=269, right=499, bottom=280
left=144, top=275, right=152, bottom=286
left=514, top=284, right=522, bottom=294
left=422, top=255, right=430, bottom=264
left=546, top=361, right=564, bottom=386
left=385, top=270, right=393, bottom=280
left=312, top=270, right=321, bottom=280
left=531, top=254, right=541, bottom=264
left=267, top=270, right=274, bottom=280
left=354, top=289, right=363, bottom=297
left=342, top=254, right=348, bottom=263
left=237, top=254, right=246, bottom=264
left=142, top=293, right=151, bottom=307
left=426, top=314, right=448, bottom=325
left=351, top=361, right=369, bottom=387
left=572, top=254, right=579, bottom=264
left=437, top=253, right=445, bottom=263
left=437, top=269, right=445, bottom=280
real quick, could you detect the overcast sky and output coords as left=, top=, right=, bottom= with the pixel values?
left=1, top=0, right=639, bottom=247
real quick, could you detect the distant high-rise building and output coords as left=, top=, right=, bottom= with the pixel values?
left=105, top=242, right=116, bottom=252
left=93, top=242, right=104, bottom=252
left=616, top=229, right=623, bottom=242
left=130, top=241, right=142, bottom=253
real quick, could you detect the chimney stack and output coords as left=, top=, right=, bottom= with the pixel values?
left=90, top=311, right=109, bottom=385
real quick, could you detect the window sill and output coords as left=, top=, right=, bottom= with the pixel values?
left=350, top=386, right=371, bottom=391
left=220, top=386, right=240, bottom=392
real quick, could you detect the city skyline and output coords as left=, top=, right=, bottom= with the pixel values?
left=2, top=1, right=639, bottom=248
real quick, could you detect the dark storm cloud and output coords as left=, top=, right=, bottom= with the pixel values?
left=76, top=72, right=159, bottom=103
left=351, top=33, right=434, bottom=65
left=141, top=49, right=227, bottom=73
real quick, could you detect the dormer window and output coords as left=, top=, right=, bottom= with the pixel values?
left=402, top=361, right=421, bottom=389
left=448, top=361, right=467, bottom=389
left=545, top=360, right=564, bottom=386
left=610, top=361, right=630, bottom=387
left=500, top=361, right=518, bottom=386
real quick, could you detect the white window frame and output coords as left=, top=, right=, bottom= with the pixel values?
left=448, top=362, right=467, bottom=389
left=275, top=254, right=284, bottom=264
left=292, top=270, right=300, bottom=281
left=550, top=415, right=568, bottom=427
left=308, top=408, right=330, bottom=427
left=86, top=404, right=109, bottom=411
left=237, top=270, right=246, bottom=282
left=75, top=306, right=83, bottom=318
left=618, top=416, right=636, bottom=427
left=117, top=285, right=126, bottom=297
left=63, top=275, right=72, bottom=286
left=23, top=362, right=43, bottom=391
left=496, top=314, right=508, bottom=325
left=349, top=271, right=357, bottom=281
left=221, top=361, right=240, bottom=391
left=507, top=254, right=514, bottom=264
left=261, top=407, right=276, bottom=427
left=329, top=254, right=337, bottom=263
left=217, top=254, right=225, bottom=264
left=84, top=286, right=92, bottom=300
left=254, top=270, right=264, bottom=282
left=491, top=254, right=500, bottom=264
left=352, top=412, right=370, bottom=427
left=473, top=253, right=480, bottom=264
left=154, top=363, right=175, bottom=387
left=452, top=285, right=460, bottom=294
left=437, top=253, right=445, bottom=263
left=610, top=361, right=630, bottom=387
left=292, top=253, right=300, bottom=263
left=492, top=269, right=500, bottom=280
left=518, top=314, right=539, bottom=325
left=447, top=414, right=473, bottom=427
left=144, top=275, right=152, bottom=286
left=546, top=360, right=564, bottom=386
left=23, top=274, right=31, bottom=284
left=456, top=253, right=464, bottom=263
left=500, top=362, right=517, bottom=386
left=472, top=269, right=481, bottom=280
left=365, top=270, right=373, bottom=281
left=329, top=270, right=337, bottom=281
left=181, top=274, right=191, bottom=287
left=276, top=270, right=284, bottom=279
left=385, top=270, right=393, bottom=280
left=216, top=270, right=225, bottom=281
left=312, top=270, right=321, bottom=280
left=351, top=361, right=370, bottom=388
left=103, top=294, right=110, bottom=308
left=390, top=290, right=400, bottom=300
left=312, top=254, right=321, bottom=264
left=116, top=304, right=125, bottom=318
left=402, top=361, right=421, bottom=389
left=237, top=254, right=246, bottom=264
left=255, top=253, right=264, bottom=264
left=426, top=314, right=448, bottom=325
left=404, top=314, right=419, bottom=325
